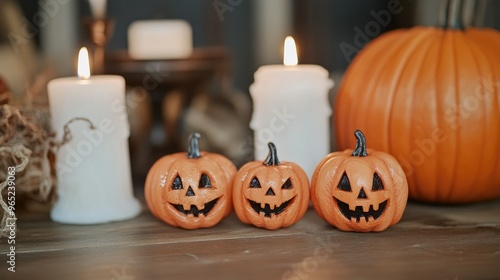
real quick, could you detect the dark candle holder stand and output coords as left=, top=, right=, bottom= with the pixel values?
left=82, top=17, right=115, bottom=74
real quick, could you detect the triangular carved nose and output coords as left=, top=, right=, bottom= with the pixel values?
left=357, top=188, right=368, bottom=199
left=186, top=186, right=195, bottom=196
left=265, top=188, right=276, bottom=196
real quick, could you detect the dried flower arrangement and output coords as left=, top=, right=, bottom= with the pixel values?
left=0, top=78, right=55, bottom=236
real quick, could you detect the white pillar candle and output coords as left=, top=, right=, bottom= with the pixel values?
left=128, top=20, right=193, bottom=60
left=48, top=47, right=141, bottom=224
left=250, top=37, right=334, bottom=179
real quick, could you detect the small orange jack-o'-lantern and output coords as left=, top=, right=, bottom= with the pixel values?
left=311, top=130, right=408, bottom=232
left=233, top=142, right=310, bottom=230
left=145, top=133, right=236, bottom=229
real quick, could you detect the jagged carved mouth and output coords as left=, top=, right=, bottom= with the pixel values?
left=248, top=197, right=295, bottom=217
left=335, top=198, right=388, bottom=222
left=170, top=197, right=220, bottom=217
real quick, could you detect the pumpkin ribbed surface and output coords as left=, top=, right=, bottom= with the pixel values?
left=335, top=27, right=500, bottom=203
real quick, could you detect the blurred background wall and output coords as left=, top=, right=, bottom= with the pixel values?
left=1, top=0, right=499, bottom=181
left=4, top=0, right=499, bottom=94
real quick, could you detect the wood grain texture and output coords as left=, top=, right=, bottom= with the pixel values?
left=1, top=200, right=500, bottom=280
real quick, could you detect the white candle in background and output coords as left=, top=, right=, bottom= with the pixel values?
left=88, top=0, right=107, bottom=19
left=250, top=36, right=334, bottom=179
left=128, top=20, right=193, bottom=59
left=48, top=47, right=141, bottom=224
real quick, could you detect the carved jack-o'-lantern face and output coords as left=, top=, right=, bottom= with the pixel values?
left=162, top=166, right=224, bottom=223
left=233, top=143, right=310, bottom=230
left=333, top=170, right=388, bottom=223
left=145, top=133, right=236, bottom=229
left=246, top=176, right=296, bottom=218
left=312, top=130, right=408, bottom=232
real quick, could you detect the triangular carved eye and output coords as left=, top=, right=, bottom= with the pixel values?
left=199, top=174, right=212, bottom=188
left=250, top=177, right=261, bottom=188
left=172, top=175, right=183, bottom=190
left=281, top=178, right=292, bottom=189
left=337, top=172, right=351, bottom=191
left=372, top=173, right=384, bottom=191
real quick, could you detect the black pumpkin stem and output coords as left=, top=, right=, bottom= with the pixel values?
left=187, top=132, right=202, bottom=159
left=264, top=142, right=280, bottom=166
left=351, top=130, right=368, bottom=157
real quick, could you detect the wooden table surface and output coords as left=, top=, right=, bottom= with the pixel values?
left=2, top=199, right=500, bottom=280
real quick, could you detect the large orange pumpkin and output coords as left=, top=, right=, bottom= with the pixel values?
left=145, top=133, right=236, bottom=229
left=335, top=2, right=500, bottom=203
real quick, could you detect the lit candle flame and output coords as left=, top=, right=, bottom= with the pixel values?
left=283, top=36, right=298, bottom=66
left=78, top=47, right=91, bottom=79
